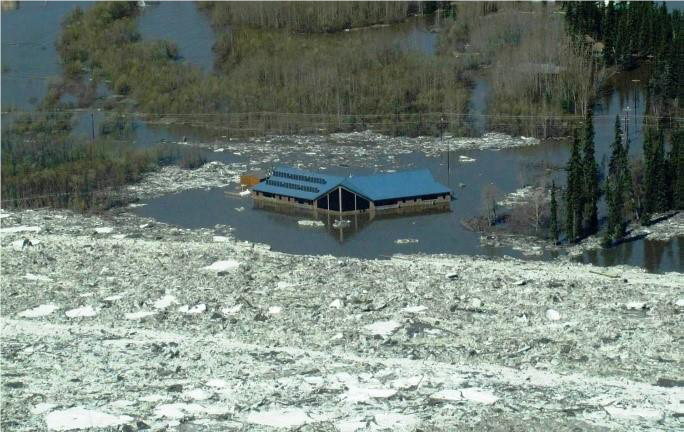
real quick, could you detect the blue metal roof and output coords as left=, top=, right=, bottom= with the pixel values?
left=253, top=166, right=451, bottom=202
left=252, top=166, right=344, bottom=201
left=341, top=169, right=450, bottom=201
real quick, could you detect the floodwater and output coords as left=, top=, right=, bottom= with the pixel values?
left=1, top=1, right=87, bottom=110
left=137, top=1, right=215, bottom=73
left=2, top=2, right=681, bottom=272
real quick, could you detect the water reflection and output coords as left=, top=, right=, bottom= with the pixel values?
left=578, top=237, right=682, bottom=273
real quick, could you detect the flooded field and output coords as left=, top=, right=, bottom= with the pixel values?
left=1, top=1, right=681, bottom=273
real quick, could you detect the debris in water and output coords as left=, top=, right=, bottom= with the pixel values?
left=459, top=155, right=476, bottom=163
left=298, top=220, right=325, bottom=227
left=332, top=219, right=350, bottom=229
left=394, top=238, right=419, bottom=244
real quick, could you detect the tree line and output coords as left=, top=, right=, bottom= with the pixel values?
left=549, top=111, right=683, bottom=247
left=563, top=1, right=682, bottom=115
left=199, top=1, right=416, bottom=33
left=56, top=1, right=471, bottom=137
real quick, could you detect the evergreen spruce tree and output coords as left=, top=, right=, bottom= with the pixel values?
left=582, top=110, right=599, bottom=236
left=550, top=180, right=559, bottom=244
left=604, top=116, right=630, bottom=245
left=565, top=132, right=584, bottom=242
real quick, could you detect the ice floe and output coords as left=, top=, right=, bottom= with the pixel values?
left=153, top=295, right=178, bottom=310
left=178, top=304, right=206, bottom=314
left=45, top=407, right=132, bottom=431
left=0, top=225, right=41, bottom=234
left=430, top=388, right=499, bottom=405
left=125, top=311, right=156, bottom=320
left=364, top=320, right=401, bottom=337
left=24, top=273, right=52, bottom=282
left=65, top=305, right=97, bottom=318
left=202, top=260, right=240, bottom=273
left=18, top=304, right=58, bottom=318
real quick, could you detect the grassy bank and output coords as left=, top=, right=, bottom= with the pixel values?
left=1, top=110, right=205, bottom=212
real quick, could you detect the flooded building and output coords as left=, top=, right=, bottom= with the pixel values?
left=252, top=166, right=451, bottom=216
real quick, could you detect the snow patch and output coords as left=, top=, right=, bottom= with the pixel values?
left=45, top=407, right=132, bottom=431
left=18, top=304, right=58, bottom=318
left=65, top=305, right=97, bottom=318
left=364, top=320, right=401, bottom=337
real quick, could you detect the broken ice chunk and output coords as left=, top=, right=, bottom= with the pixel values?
left=153, top=295, right=178, bottom=310
left=221, top=304, right=242, bottom=315
left=45, top=407, right=132, bottom=431
left=245, top=408, right=309, bottom=428
left=178, top=304, right=206, bottom=314
left=202, top=260, right=240, bottom=273
left=401, top=305, right=427, bottom=314
left=431, top=388, right=499, bottom=405
left=65, top=305, right=97, bottom=318
left=18, top=304, right=58, bottom=318
left=125, top=311, right=156, bottom=320
left=93, top=227, right=113, bottom=234
left=268, top=306, right=282, bottom=315
left=364, top=320, right=401, bottom=337
left=545, top=309, right=560, bottom=321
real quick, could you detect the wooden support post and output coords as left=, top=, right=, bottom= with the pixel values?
left=338, top=187, right=342, bottom=218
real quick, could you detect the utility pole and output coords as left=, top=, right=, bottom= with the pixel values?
left=438, top=115, right=449, bottom=195
left=91, top=112, right=95, bottom=143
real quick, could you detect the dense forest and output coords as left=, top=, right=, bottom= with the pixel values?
left=562, top=1, right=682, bottom=116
